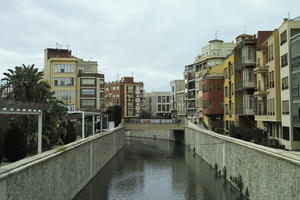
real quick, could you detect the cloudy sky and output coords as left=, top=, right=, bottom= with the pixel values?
left=0, top=0, right=299, bottom=91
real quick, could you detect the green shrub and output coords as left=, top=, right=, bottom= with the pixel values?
left=63, top=121, right=76, bottom=144
left=4, top=126, right=28, bottom=162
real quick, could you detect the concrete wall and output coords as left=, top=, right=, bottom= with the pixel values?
left=125, top=129, right=176, bottom=141
left=185, top=122, right=300, bottom=200
left=0, top=127, right=125, bottom=200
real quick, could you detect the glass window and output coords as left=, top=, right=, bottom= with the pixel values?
left=282, top=77, right=289, bottom=90
left=281, top=53, right=288, bottom=67
left=54, top=78, right=74, bottom=86
left=81, top=89, right=95, bottom=96
left=280, top=31, right=287, bottom=45
left=283, top=126, right=289, bottom=140
left=282, top=100, right=289, bottom=115
left=81, top=78, right=95, bottom=85
left=81, top=99, right=95, bottom=106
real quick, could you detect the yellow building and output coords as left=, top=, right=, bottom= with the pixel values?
left=254, top=30, right=282, bottom=139
left=43, top=48, right=105, bottom=111
left=222, top=54, right=235, bottom=132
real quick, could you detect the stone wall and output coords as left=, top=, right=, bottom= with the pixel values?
left=185, top=122, right=300, bottom=200
left=0, top=127, right=125, bottom=200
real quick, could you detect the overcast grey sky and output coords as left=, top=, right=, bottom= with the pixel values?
left=0, top=0, right=299, bottom=91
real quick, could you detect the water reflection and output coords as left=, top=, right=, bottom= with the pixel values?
left=74, top=137, right=241, bottom=200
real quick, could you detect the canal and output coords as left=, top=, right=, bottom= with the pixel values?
left=74, top=137, right=242, bottom=200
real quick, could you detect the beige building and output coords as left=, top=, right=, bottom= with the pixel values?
left=170, top=80, right=186, bottom=119
left=254, top=30, right=282, bottom=141
left=43, top=48, right=105, bottom=111
left=144, top=91, right=171, bottom=118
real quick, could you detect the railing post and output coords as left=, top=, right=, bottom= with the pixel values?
left=82, top=111, right=85, bottom=138
left=92, top=115, right=95, bottom=135
left=38, top=112, right=42, bottom=154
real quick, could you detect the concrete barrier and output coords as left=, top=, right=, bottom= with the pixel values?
left=0, top=126, right=125, bottom=200
left=185, top=121, right=300, bottom=200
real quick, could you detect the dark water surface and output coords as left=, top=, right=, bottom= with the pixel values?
left=74, top=137, right=241, bottom=200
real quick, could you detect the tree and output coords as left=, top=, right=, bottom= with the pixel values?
left=4, top=121, right=28, bottom=162
left=2, top=64, right=53, bottom=103
left=107, top=105, right=122, bottom=127
left=1, top=64, right=68, bottom=154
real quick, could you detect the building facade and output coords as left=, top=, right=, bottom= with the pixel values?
left=170, top=80, right=186, bottom=119
left=192, top=39, right=235, bottom=125
left=223, top=54, right=236, bottom=132
left=144, top=92, right=171, bottom=118
left=279, top=17, right=300, bottom=150
left=202, top=74, right=224, bottom=130
left=104, top=77, right=144, bottom=117
left=254, top=30, right=282, bottom=141
left=43, top=48, right=105, bottom=111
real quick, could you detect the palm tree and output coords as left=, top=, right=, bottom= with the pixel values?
left=2, top=64, right=53, bottom=103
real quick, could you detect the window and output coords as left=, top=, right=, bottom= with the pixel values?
left=166, top=104, right=169, bottom=111
left=281, top=53, right=288, bottom=67
left=268, top=44, right=274, bottom=61
left=283, top=126, right=289, bottom=140
left=81, top=99, right=95, bottom=106
left=280, top=31, right=287, bottom=45
left=54, top=64, right=74, bottom=73
left=81, top=89, right=96, bottom=96
left=225, top=104, right=228, bottom=114
left=81, top=78, right=95, bottom=85
left=54, top=90, right=75, bottom=100
left=166, top=96, right=170, bottom=102
left=294, top=127, right=300, bottom=141
left=158, top=96, right=161, bottom=103
left=54, top=77, right=74, bottom=86
left=158, top=105, right=161, bottom=111
left=282, top=100, right=289, bottom=115
left=162, top=104, right=165, bottom=111
left=225, top=86, right=228, bottom=97
left=282, top=77, right=289, bottom=90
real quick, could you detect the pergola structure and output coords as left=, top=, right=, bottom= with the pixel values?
left=67, top=110, right=107, bottom=138
left=0, top=107, right=43, bottom=154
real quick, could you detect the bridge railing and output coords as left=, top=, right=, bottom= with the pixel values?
left=124, top=118, right=182, bottom=124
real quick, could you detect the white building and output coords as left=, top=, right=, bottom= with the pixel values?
left=144, top=91, right=172, bottom=118
left=170, top=80, right=186, bottom=119
left=279, top=16, right=300, bottom=150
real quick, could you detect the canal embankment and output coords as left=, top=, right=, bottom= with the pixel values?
left=125, top=120, right=300, bottom=200
left=0, top=126, right=125, bottom=200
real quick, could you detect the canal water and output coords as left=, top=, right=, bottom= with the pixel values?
left=74, top=137, right=242, bottom=200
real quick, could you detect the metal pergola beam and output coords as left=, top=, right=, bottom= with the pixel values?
left=0, top=108, right=43, bottom=154
left=67, top=111, right=103, bottom=138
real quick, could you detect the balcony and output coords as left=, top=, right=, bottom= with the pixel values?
left=254, top=88, right=268, bottom=96
left=253, top=65, right=268, bottom=74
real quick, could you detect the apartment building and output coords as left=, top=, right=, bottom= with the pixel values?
left=223, top=54, right=235, bottom=132
left=254, top=30, right=281, bottom=141
left=202, top=74, right=224, bottom=130
left=184, top=64, right=196, bottom=122
left=193, top=39, right=235, bottom=125
left=144, top=92, right=171, bottom=118
left=279, top=17, right=300, bottom=150
left=43, top=48, right=105, bottom=111
left=170, top=80, right=186, bottom=119
left=104, top=77, right=144, bottom=117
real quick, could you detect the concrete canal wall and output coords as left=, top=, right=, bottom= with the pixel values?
left=125, top=129, right=176, bottom=141
left=185, top=121, right=300, bottom=200
left=125, top=121, right=300, bottom=200
left=0, top=126, right=125, bottom=200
